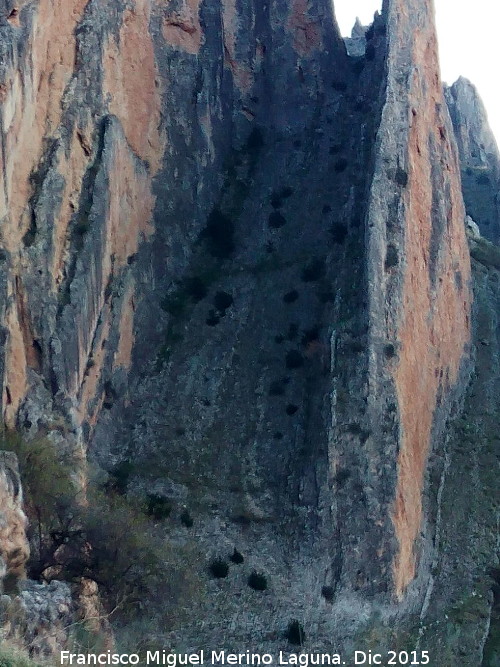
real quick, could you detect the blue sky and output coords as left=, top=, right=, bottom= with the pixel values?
left=334, top=0, right=500, bottom=145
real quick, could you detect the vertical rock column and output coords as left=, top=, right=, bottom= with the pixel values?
left=366, top=0, right=472, bottom=599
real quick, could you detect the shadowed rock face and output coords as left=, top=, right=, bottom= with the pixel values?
left=445, top=77, right=500, bottom=244
left=0, top=0, right=496, bottom=659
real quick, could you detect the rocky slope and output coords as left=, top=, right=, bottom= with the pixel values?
left=0, top=0, right=498, bottom=664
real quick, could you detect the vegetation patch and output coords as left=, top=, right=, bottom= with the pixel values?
left=209, top=559, right=229, bottom=579
left=180, top=510, right=194, bottom=528
left=301, top=258, right=326, bottom=282
left=268, top=211, right=287, bottom=229
left=229, top=549, right=244, bottom=564
left=329, top=222, right=348, bottom=245
left=269, top=380, right=286, bottom=396
left=285, top=350, right=304, bottom=370
left=213, top=291, right=234, bottom=313
left=146, top=494, right=172, bottom=521
left=248, top=571, right=267, bottom=591
left=283, top=290, right=299, bottom=304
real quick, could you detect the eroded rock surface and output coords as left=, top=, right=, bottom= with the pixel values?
left=0, top=451, right=29, bottom=588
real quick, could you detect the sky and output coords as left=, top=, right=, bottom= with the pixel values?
left=333, top=0, right=500, bottom=145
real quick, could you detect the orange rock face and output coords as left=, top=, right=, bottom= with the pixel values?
left=0, top=0, right=90, bottom=251
left=162, top=0, right=203, bottom=55
left=103, top=0, right=166, bottom=174
left=383, top=3, right=472, bottom=598
left=287, top=0, right=323, bottom=57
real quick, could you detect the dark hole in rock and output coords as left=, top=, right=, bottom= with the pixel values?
left=321, top=585, right=335, bottom=603
left=286, top=404, right=299, bottom=416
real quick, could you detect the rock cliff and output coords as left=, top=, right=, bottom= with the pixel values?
left=445, top=77, right=500, bottom=244
left=0, top=0, right=498, bottom=663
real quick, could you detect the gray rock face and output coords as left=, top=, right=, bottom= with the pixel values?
left=344, top=18, right=368, bottom=56
left=0, top=451, right=29, bottom=590
left=445, top=77, right=500, bottom=244
left=1, top=579, right=73, bottom=658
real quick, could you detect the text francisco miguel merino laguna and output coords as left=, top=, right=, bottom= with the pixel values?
left=60, top=651, right=353, bottom=665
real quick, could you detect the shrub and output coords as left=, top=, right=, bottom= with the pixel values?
left=161, top=292, right=188, bottom=316
left=180, top=510, right=194, bottom=528
left=248, top=571, right=267, bottom=591
left=334, top=158, right=348, bottom=173
left=146, top=494, right=172, bottom=521
left=206, top=310, right=220, bottom=326
left=229, top=549, right=244, bottom=564
left=384, top=343, right=396, bottom=359
left=183, top=276, right=208, bottom=302
left=285, top=620, right=306, bottom=645
left=301, top=258, right=326, bottom=282
left=209, top=559, right=229, bottom=579
left=213, top=291, right=233, bottom=312
left=394, top=167, right=408, bottom=187
left=283, top=290, right=299, bottom=304
left=269, top=381, right=285, bottom=396
left=329, top=223, right=348, bottom=244
left=268, top=211, right=287, bottom=229
left=106, top=460, right=134, bottom=495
